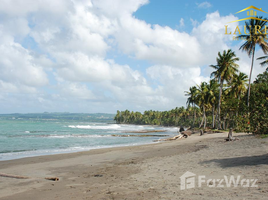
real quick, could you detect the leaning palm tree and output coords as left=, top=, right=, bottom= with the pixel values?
left=210, top=49, right=239, bottom=129
left=236, top=16, right=268, bottom=107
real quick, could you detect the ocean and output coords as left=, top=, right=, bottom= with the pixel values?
left=0, top=116, right=179, bottom=161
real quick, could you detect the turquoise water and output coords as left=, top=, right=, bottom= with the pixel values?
left=0, top=119, right=178, bottom=161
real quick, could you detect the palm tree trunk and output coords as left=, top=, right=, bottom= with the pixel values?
left=236, top=95, right=240, bottom=117
left=194, top=106, right=196, bottom=127
left=247, top=47, right=255, bottom=108
left=192, top=103, right=196, bottom=128
left=212, top=104, right=215, bottom=128
left=218, top=81, right=223, bottom=129
left=199, top=112, right=204, bottom=128
left=203, top=105, right=206, bottom=129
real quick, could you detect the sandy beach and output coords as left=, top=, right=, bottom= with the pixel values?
left=1, top=132, right=268, bottom=200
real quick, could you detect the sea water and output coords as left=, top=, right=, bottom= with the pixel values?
left=0, top=119, right=178, bottom=161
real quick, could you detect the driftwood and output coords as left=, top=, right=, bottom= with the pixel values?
left=172, top=134, right=184, bottom=140
left=45, top=177, right=59, bottom=181
left=199, top=128, right=222, bottom=136
left=0, top=173, right=29, bottom=179
left=159, top=134, right=184, bottom=141
left=225, top=128, right=239, bottom=141
left=161, top=130, right=193, bottom=141
left=181, top=130, right=192, bottom=138
left=185, top=128, right=200, bottom=135
left=0, top=173, right=59, bottom=181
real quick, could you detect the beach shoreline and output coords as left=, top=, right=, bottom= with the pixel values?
left=1, top=132, right=268, bottom=200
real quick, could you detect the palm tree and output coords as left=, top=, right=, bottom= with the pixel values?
left=195, top=82, right=209, bottom=129
left=227, top=72, right=248, bottom=118
left=257, top=55, right=268, bottom=67
left=230, top=72, right=248, bottom=101
left=122, top=110, right=130, bottom=123
left=236, top=16, right=268, bottom=107
left=210, top=49, right=239, bottom=129
left=135, top=112, right=143, bottom=124
left=207, top=79, right=219, bottom=128
left=185, top=86, right=198, bottom=127
left=114, top=110, right=121, bottom=123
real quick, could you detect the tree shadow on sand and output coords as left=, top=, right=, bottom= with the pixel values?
left=201, top=154, right=268, bottom=168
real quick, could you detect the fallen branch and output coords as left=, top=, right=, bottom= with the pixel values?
left=181, top=130, right=192, bottom=138
left=0, top=173, right=59, bottom=181
left=0, top=173, right=29, bottom=179
left=160, top=134, right=185, bottom=141
left=171, top=134, right=184, bottom=140
left=45, top=177, right=59, bottom=181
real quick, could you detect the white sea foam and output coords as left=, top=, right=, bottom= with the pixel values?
left=67, top=124, right=162, bottom=131
left=68, top=124, right=121, bottom=130
left=165, top=127, right=179, bottom=132
left=47, top=134, right=111, bottom=138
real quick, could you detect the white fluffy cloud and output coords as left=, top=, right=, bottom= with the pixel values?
left=92, top=0, right=149, bottom=17
left=0, top=36, right=48, bottom=93
left=197, top=1, right=212, bottom=9
left=192, top=11, right=239, bottom=65
left=115, top=15, right=203, bottom=67
left=146, top=65, right=209, bottom=109
left=0, top=0, right=262, bottom=113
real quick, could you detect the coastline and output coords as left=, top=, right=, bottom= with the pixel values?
left=0, top=140, right=159, bottom=162
left=1, top=132, right=268, bottom=199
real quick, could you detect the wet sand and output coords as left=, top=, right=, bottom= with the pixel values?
left=1, top=132, right=268, bottom=200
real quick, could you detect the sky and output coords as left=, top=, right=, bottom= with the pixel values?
left=0, top=0, right=268, bottom=114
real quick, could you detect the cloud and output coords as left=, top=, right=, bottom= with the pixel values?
left=0, top=0, right=256, bottom=113
left=115, top=11, right=238, bottom=68
left=59, top=82, right=97, bottom=100
left=0, top=0, right=72, bottom=16
left=234, top=45, right=267, bottom=83
left=145, top=65, right=209, bottom=109
left=115, top=15, right=202, bottom=67
left=0, top=37, right=49, bottom=93
left=197, top=1, right=212, bottom=9
left=190, top=18, right=199, bottom=27
left=192, top=12, right=239, bottom=66
left=92, top=0, right=149, bottom=17
left=179, top=18, right=185, bottom=27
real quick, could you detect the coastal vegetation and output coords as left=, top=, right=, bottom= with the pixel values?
left=114, top=17, right=268, bottom=135
left=236, top=16, right=268, bottom=107
left=114, top=66, right=267, bottom=134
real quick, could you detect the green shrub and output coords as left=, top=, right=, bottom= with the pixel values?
left=249, top=80, right=268, bottom=134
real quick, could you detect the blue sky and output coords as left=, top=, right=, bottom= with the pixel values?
left=0, top=0, right=267, bottom=114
